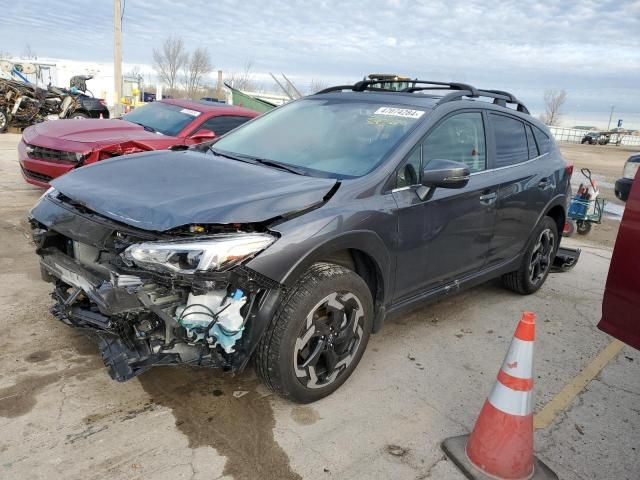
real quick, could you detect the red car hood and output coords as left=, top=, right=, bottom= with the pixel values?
left=23, top=119, right=175, bottom=150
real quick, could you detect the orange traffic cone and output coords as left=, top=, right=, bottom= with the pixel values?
left=442, top=312, right=558, bottom=479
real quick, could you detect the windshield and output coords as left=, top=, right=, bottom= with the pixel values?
left=212, top=98, right=426, bottom=178
left=122, top=102, right=201, bottom=136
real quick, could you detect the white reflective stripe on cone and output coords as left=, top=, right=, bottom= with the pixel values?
left=501, top=338, right=534, bottom=379
left=488, top=381, right=533, bottom=416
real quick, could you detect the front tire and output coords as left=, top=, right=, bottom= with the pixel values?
left=255, top=262, right=373, bottom=403
left=502, top=216, right=558, bottom=295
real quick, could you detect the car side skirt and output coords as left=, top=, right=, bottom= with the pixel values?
left=380, top=254, right=521, bottom=327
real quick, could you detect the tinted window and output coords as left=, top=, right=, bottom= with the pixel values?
left=490, top=114, right=528, bottom=167
left=423, top=112, right=486, bottom=173
left=533, top=126, right=552, bottom=154
left=396, top=146, right=421, bottom=188
left=213, top=99, right=425, bottom=178
left=526, top=125, right=539, bottom=159
left=122, top=102, right=199, bottom=136
left=198, top=115, right=252, bottom=136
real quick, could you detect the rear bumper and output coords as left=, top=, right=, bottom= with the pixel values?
left=18, top=139, right=76, bottom=187
left=615, top=178, right=632, bottom=202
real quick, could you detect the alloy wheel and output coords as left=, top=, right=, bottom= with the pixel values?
left=294, top=292, right=364, bottom=389
left=529, top=228, right=555, bottom=285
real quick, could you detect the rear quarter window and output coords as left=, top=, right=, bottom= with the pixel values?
left=532, top=126, right=552, bottom=154
left=490, top=113, right=528, bottom=167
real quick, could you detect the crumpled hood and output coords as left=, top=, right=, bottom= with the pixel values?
left=51, top=150, right=337, bottom=231
left=29, top=119, right=168, bottom=145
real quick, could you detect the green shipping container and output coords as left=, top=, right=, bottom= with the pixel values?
left=225, top=83, right=277, bottom=113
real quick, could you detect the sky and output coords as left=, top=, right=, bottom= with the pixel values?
left=1, top=0, right=639, bottom=128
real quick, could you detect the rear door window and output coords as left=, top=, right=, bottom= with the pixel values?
left=490, top=114, right=529, bottom=167
left=532, top=126, right=552, bottom=154
left=525, top=125, right=539, bottom=159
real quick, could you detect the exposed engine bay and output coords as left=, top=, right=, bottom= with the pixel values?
left=30, top=189, right=282, bottom=382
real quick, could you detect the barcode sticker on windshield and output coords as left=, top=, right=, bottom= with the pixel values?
left=180, top=108, right=201, bottom=117
left=374, top=107, right=424, bottom=119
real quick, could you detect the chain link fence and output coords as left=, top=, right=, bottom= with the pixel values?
left=548, top=126, right=640, bottom=147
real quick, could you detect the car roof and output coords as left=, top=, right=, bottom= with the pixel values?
left=314, top=91, right=440, bottom=110
left=160, top=98, right=258, bottom=116
left=314, top=79, right=533, bottom=119
left=313, top=90, right=547, bottom=129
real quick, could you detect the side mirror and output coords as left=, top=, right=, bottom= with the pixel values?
left=416, top=159, right=470, bottom=201
left=189, top=128, right=216, bottom=143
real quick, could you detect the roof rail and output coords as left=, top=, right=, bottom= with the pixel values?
left=436, top=89, right=530, bottom=114
left=314, top=80, right=530, bottom=114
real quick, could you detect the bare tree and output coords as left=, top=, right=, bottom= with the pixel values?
left=308, top=78, right=329, bottom=94
left=21, top=44, right=37, bottom=60
left=540, top=89, right=567, bottom=126
left=226, top=60, right=256, bottom=91
left=183, top=48, right=213, bottom=98
left=126, top=65, right=142, bottom=78
left=153, top=37, right=188, bottom=95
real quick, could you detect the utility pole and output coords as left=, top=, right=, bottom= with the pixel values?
left=216, top=70, right=223, bottom=100
left=113, top=0, right=122, bottom=117
left=607, top=105, right=614, bottom=131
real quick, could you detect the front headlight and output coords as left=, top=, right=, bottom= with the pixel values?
left=122, top=233, right=275, bottom=274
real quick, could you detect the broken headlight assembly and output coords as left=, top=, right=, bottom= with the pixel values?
left=122, top=233, right=276, bottom=274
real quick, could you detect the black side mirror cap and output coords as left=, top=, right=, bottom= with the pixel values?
left=416, top=159, right=471, bottom=201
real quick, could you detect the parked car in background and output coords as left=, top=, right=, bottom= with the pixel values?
left=600, top=174, right=639, bottom=350
left=614, top=153, right=640, bottom=201
left=29, top=79, right=572, bottom=403
left=19, top=99, right=258, bottom=187
left=581, top=131, right=610, bottom=145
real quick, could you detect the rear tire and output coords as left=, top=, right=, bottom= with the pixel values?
left=502, top=216, right=558, bottom=295
left=255, top=262, right=373, bottom=403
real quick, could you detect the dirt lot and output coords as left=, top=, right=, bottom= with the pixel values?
left=561, top=142, right=636, bottom=248
left=0, top=134, right=638, bottom=480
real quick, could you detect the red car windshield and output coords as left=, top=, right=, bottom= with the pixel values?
left=122, top=102, right=201, bottom=136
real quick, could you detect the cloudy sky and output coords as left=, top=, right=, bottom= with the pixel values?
left=2, top=0, right=639, bottom=127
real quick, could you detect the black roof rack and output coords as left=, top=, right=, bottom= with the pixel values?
left=315, top=79, right=529, bottom=115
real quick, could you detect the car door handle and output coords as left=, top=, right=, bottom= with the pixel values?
left=538, top=178, right=551, bottom=189
left=479, top=192, right=497, bottom=204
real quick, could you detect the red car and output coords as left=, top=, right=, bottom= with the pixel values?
left=599, top=174, right=639, bottom=349
left=19, top=99, right=259, bottom=187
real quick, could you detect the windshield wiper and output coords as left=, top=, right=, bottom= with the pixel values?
left=208, top=149, right=306, bottom=175
left=208, top=147, right=253, bottom=163
left=251, top=158, right=307, bottom=176
left=131, top=121, right=157, bottom=133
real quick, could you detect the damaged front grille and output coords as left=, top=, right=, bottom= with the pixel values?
left=25, top=143, right=85, bottom=163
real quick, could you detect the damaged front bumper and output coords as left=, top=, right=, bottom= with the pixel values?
left=31, top=193, right=284, bottom=382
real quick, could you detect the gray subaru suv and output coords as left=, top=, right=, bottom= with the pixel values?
left=29, top=80, right=572, bottom=403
